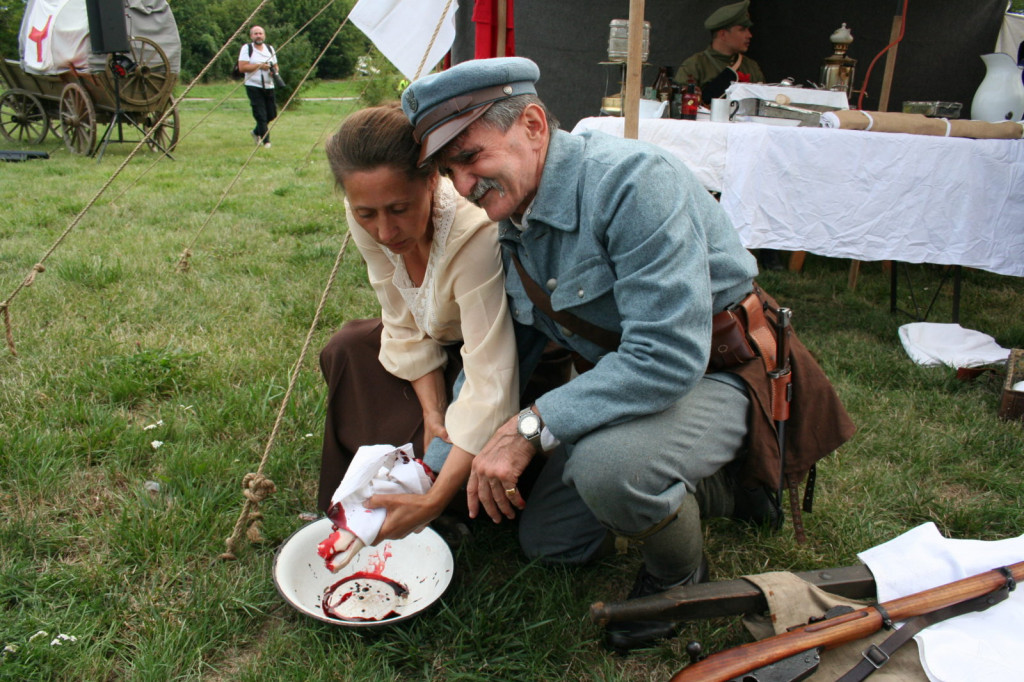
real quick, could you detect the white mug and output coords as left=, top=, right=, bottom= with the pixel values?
left=710, top=98, right=730, bottom=123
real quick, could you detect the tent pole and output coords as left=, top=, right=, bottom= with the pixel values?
left=623, top=0, right=645, bottom=139
left=496, top=0, right=507, bottom=58
left=878, top=12, right=902, bottom=111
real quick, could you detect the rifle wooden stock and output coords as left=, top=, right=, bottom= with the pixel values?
left=590, top=565, right=875, bottom=625
left=669, top=561, right=1023, bottom=682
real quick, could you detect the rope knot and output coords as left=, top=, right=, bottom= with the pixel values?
left=242, top=472, right=277, bottom=503
left=176, top=249, right=192, bottom=273
left=24, top=263, right=45, bottom=287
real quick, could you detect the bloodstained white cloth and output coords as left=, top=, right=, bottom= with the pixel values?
left=859, top=522, right=1024, bottom=682
left=327, top=443, right=433, bottom=546
left=898, top=322, right=1011, bottom=368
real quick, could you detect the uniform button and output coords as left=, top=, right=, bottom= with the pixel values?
left=560, top=326, right=574, bottom=337
left=546, top=278, right=557, bottom=291
left=577, top=288, right=585, bottom=298
left=513, top=308, right=520, bottom=316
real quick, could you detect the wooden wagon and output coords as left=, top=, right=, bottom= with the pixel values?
left=0, top=0, right=181, bottom=157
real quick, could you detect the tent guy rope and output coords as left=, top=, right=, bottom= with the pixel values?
left=220, top=231, right=351, bottom=560
left=0, top=0, right=274, bottom=356
left=111, top=0, right=343, bottom=206
left=176, top=13, right=351, bottom=272
left=222, top=0, right=458, bottom=557
left=414, top=0, right=455, bottom=80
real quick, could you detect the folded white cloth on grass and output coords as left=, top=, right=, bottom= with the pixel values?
left=898, top=322, right=1010, bottom=368
left=859, top=522, right=1024, bottom=682
left=327, top=443, right=433, bottom=546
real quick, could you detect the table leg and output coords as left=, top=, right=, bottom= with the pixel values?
left=848, top=261, right=862, bottom=289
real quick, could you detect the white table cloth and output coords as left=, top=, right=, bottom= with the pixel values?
left=571, top=117, right=1024, bottom=278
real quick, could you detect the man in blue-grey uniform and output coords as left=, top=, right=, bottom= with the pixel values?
left=401, top=57, right=852, bottom=653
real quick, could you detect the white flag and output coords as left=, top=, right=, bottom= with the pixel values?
left=349, top=0, right=459, bottom=81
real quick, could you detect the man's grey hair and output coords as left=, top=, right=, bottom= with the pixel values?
left=477, top=94, right=560, bottom=133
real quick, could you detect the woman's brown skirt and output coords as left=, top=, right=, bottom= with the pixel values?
left=317, top=318, right=461, bottom=512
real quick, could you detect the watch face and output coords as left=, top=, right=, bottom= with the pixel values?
left=519, top=413, right=541, bottom=436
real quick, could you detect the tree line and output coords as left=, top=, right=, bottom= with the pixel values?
left=0, top=0, right=373, bottom=82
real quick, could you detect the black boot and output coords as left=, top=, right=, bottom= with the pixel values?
left=604, top=556, right=709, bottom=654
left=732, top=482, right=784, bottom=530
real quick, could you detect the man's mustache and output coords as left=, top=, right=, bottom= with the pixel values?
left=467, top=178, right=505, bottom=205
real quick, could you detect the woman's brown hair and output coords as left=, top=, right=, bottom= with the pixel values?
left=325, top=102, right=434, bottom=189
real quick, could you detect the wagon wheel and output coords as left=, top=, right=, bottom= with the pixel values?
left=111, top=37, right=174, bottom=108
left=143, top=105, right=179, bottom=153
left=0, top=89, right=49, bottom=144
left=59, top=83, right=97, bottom=156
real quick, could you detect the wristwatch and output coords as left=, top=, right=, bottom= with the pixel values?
left=516, top=407, right=543, bottom=450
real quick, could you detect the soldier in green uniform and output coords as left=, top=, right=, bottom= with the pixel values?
left=677, top=1, right=784, bottom=270
left=676, top=0, right=765, bottom=105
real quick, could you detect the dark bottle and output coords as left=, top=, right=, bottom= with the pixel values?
left=652, top=66, right=674, bottom=102
left=670, top=83, right=682, bottom=118
left=681, top=77, right=701, bottom=120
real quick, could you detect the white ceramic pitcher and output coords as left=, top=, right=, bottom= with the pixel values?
left=970, top=52, right=1024, bottom=122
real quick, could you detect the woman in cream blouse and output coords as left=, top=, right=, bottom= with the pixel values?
left=318, top=103, right=519, bottom=542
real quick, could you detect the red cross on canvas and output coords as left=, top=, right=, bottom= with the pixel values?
left=29, top=16, right=53, bottom=63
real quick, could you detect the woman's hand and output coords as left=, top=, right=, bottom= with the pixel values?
left=411, top=369, right=449, bottom=453
left=367, top=445, right=473, bottom=541
left=421, top=408, right=450, bottom=454
left=366, top=491, right=446, bottom=541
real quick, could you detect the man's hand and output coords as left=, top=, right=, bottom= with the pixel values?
left=466, top=415, right=536, bottom=523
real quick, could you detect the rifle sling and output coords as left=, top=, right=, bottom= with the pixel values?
left=836, top=585, right=1012, bottom=682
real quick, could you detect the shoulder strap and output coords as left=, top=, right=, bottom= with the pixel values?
left=510, top=253, right=621, bottom=352
left=837, top=585, right=1012, bottom=682
left=247, top=43, right=253, bottom=57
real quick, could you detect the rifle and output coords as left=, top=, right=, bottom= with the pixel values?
left=668, top=561, right=1022, bottom=682
left=590, top=564, right=876, bottom=626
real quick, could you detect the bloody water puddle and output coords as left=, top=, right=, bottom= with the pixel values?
left=322, top=543, right=410, bottom=622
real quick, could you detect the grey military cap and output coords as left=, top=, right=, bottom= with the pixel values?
left=401, top=57, right=540, bottom=164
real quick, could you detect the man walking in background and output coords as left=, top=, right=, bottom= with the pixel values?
left=238, top=25, right=280, bottom=148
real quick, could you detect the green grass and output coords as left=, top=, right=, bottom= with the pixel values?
left=2, top=86, right=1023, bottom=680
left=173, top=79, right=364, bottom=102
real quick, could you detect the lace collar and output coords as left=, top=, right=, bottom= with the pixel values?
left=383, top=179, right=458, bottom=335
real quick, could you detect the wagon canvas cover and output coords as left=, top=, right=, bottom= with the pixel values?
left=18, top=0, right=180, bottom=76
left=18, top=0, right=90, bottom=75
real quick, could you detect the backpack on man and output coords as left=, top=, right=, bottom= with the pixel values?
left=231, top=43, right=277, bottom=81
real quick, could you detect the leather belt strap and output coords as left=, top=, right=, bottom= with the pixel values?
left=837, top=584, right=1013, bottom=682
left=510, top=254, right=622, bottom=351
left=511, top=253, right=764, bottom=368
